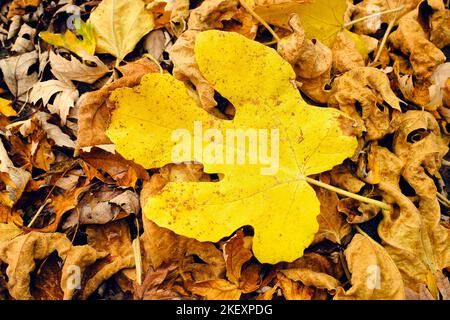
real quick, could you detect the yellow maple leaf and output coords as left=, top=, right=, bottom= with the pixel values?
left=40, top=19, right=96, bottom=56
left=88, top=0, right=154, bottom=63
left=106, top=31, right=358, bottom=264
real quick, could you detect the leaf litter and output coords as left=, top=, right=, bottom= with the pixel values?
left=0, top=0, right=449, bottom=300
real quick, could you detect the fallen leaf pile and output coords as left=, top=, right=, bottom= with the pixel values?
left=0, top=0, right=449, bottom=300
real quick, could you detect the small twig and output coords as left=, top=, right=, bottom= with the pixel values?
left=27, top=198, right=52, bottom=228
left=133, top=217, right=142, bottom=285
left=370, top=6, right=404, bottom=65
left=239, top=0, right=280, bottom=42
left=442, top=159, right=450, bottom=166
left=338, top=249, right=352, bottom=281
left=305, top=177, right=392, bottom=210
left=343, top=6, right=405, bottom=28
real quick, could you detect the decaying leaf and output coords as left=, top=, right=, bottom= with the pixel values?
left=0, top=51, right=38, bottom=99
left=389, top=9, right=445, bottom=80
left=0, top=140, right=31, bottom=207
left=277, top=14, right=332, bottom=104
left=7, top=0, right=42, bottom=19
left=334, top=234, right=405, bottom=300
left=49, top=51, right=109, bottom=84
left=83, top=220, right=135, bottom=299
left=352, top=0, right=421, bottom=34
left=107, top=30, right=358, bottom=264
left=0, top=231, right=105, bottom=300
left=169, top=30, right=217, bottom=111
left=329, top=67, right=401, bottom=141
left=30, top=78, right=79, bottom=124
left=378, top=110, right=450, bottom=298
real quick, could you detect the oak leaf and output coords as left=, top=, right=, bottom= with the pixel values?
left=107, top=30, right=358, bottom=263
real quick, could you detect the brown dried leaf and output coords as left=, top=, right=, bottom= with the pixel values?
left=334, top=234, right=405, bottom=300
left=83, top=220, right=135, bottom=299
left=277, top=14, right=332, bottom=104
left=352, top=0, right=422, bottom=34
left=0, top=231, right=105, bottom=300
left=80, top=149, right=149, bottom=187
left=332, top=31, right=365, bottom=74
left=377, top=110, right=450, bottom=296
left=329, top=67, right=401, bottom=141
left=49, top=51, right=110, bottom=85
left=169, top=30, right=217, bottom=111
left=186, top=279, right=241, bottom=300
left=277, top=272, right=328, bottom=300
left=7, top=0, right=42, bottom=19
left=223, top=229, right=253, bottom=284
left=419, top=0, right=450, bottom=49
left=75, top=58, right=159, bottom=153
left=0, top=140, right=31, bottom=207
left=389, top=10, right=445, bottom=80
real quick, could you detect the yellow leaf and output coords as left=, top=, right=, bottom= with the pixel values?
left=88, top=0, right=154, bottom=62
left=106, top=30, right=358, bottom=264
left=251, top=0, right=367, bottom=54
left=40, top=19, right=96, bottom=56
left=0, top=98, right=17, bottom=117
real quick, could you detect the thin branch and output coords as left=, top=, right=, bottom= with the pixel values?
left=27, top=198, right=52, bottom=228
left=437, top=193, right=450, bottom=207
left=344, top=6, right=405, bottom=28
left=239, top=0, right=280, bottom=42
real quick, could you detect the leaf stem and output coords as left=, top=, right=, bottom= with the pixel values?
left=239, top=0, right=281, bottom=42
left=437, top=193, right=450, bottom=207
left=343, top=5, right=405, bottom=28
left=305, top=177, right=392, bottom=210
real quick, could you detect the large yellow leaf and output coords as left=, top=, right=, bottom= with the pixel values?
left=88, top=0, right=154, bottom=62
left=106, top=30, right=358, bottom=264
